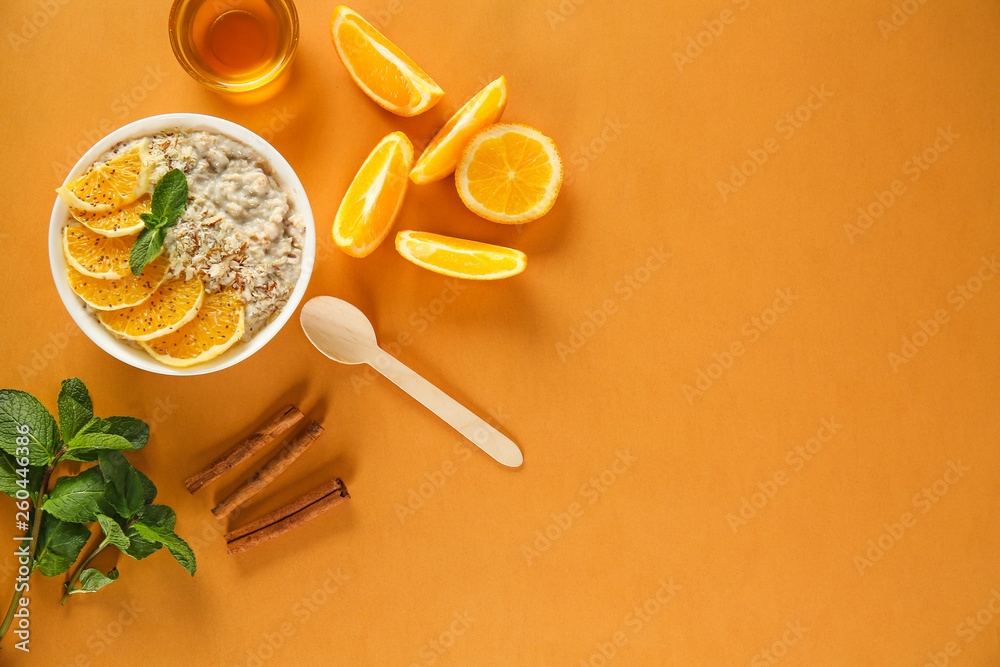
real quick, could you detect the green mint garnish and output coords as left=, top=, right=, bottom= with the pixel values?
left=0, top=377, right=195, bottom=632
left=129, top=168, right=189, bottom=276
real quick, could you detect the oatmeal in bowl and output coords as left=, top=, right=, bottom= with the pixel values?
left=49, top=113, right=315, bottom=375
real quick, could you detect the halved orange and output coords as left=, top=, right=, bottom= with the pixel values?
left=140, top=288, right=245, bottom=367
left=395, top=230, right=526, bottom=280
left=57, top=141, right=151, bottom=213
left=333, top=131, right=414, bottom=258
left=98, top=276, right=204, bottom=341
left=66, top=255, right=169, bottom=311
left=63, top=225, right=143, bottom=279
left=455, top=123, right=563, bottom=224
left=71, top=195, right=149, bottom=237
left=410, top=76, right=508, bottom=185
left=330, top=5, right=444, bottom=117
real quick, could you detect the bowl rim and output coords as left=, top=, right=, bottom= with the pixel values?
left=48, top=112, right=316, bottom=376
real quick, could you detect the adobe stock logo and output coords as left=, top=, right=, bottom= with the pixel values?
left=563, top=117, right=629, bottom=187
left=716, top=86, right=833, bottom=202
left=725, top=417, right=842, bottom=533
left=844, top=127, right=960, bottom=243
left=555, top=245, right=670, bottom=362
left=853, top=460, right=969, bottom=576
left=521, top=450, right=637, bottom=566
left=406, top=611, right=476, bottom=667
left=750, top=620, right=809, bottom=667
left=877, top=0, right=931, bottom=40
left=887, top=255, right=998, bottom=373
left=544, top=0, right=590, bottom=31
left=15, top=323, right=81, bottom=382
left=923, top=589, right=1000, bottom=667
left=577, top=578, right=682, bottom=667
left=393, top=441, right=476, bottom=524
left=234, top=569, right=350, bottom=667
left=671, top=0, right=754, bottom=73
left=50, top=65, right=170, bottom=178
left=6, top=0, right=72, bottom=52
left=682, top=288, right=801, bottom=404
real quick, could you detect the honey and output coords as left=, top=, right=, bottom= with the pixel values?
left=169, top=0, right=298, bottom=91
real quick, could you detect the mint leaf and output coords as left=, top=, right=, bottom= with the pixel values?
left=122, top=503, right=173, bottom=560
left=130, top=169, right=187, bottom=275
left=0, top=389, right=60, bottom=466
left=99, top=451, right=144, bottom=519
left=57, top=378, right=92, bottom=443
left=63, top=432, right=134, bottom=465
left=73, top=416, right=102, bottom=437
left=131, top=522, right=196, bottom=575
left=163, top=534, right=196, bottom=576
left=122, top=527, right=161, bottom=560
left=96, top=513, right=130, bottom=551
left=72, top=567, right=119, bottom=594
left=128, top=227, right=165, bottom=277
left=136, top=469, right=157, bottom=504
left=42, top=467, right=110, bottom=523
left=101, top=416, right=150, bottom=450
left=0, top=451, right=43, bottom=499
left=62, top=416, right=149, bottom=462
left=34, top=515, right=91, bottom=576
left=67, top=431, right=132, bottom=452
left=150, top=168, right=188, bottom=224
left=136, top=503, right=176, bottom=530
left=132, top=504, right=194, bottom=574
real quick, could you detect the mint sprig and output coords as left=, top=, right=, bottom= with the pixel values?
left=0, top=377, right=195, bottom=645
left=129, top=168, right=189, bottom=276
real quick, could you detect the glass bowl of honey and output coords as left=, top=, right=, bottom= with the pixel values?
left=169, top=0, right=299, bottom=93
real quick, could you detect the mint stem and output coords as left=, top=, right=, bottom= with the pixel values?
left=60, top=543, right=105, bottom=605
left=60, top=514, right=134, bottom=606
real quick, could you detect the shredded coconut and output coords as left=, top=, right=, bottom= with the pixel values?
left=97, top=130, right=305, bottom=339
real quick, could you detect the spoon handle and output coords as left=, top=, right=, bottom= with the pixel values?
left=369, top=351, right=523, bottom=468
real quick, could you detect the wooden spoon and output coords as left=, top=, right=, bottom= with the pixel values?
left=299, top=296, right=523, bottom=468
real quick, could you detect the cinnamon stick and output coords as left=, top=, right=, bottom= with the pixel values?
left=211, top=421, right=324, bottom=519
left=225, top=478, right=349, bottom=555
left=185, top=404, right=303, bottom=493
left=225, top=477, right=346, bottom=542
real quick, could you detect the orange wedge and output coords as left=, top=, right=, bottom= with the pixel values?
left=395, top=230, right=526, bottom=280
left=70, top=195, right=149, bottom=237
left=330, top=5, right=444, bottom=117
left=410, top=76, right=508, bottom=185
left=63, top=226, right=143, bottom=279
left=66, top=256, right=169, bottom=311
left=333, top=131, right=414, bottom=258
left=140, top=288, right=245, bottom=367
left=455, top=123, right=563, bottom=224
left=98, top=276, right=204, bottom=341
left=57, top=141, right=151, bottom=213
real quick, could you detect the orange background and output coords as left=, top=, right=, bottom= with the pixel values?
left=1, top=0, right=999, bottom=664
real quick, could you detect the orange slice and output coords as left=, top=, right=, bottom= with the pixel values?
left=70, top=195, right=150, bottom=237
left=98, top=276, right=204, bottom=341
left=66, top=256, right=169, bottom=311
left=410, top=77, right=508, bottom=185
left=395, top=230, right=526, bottom=280
left=63, top=226, right=144, bottom=279
left=140, top=288, right=245, bottom=367
left=333, top=131, right=414, bottom=258
left=330, top=5, right=444, bottom=117
left=56, top=141, right=151, bottom=213
left=455, top=123, right=563, bottom=224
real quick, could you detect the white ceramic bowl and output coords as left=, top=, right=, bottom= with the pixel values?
left=48, top=113, right=316, bottom=376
